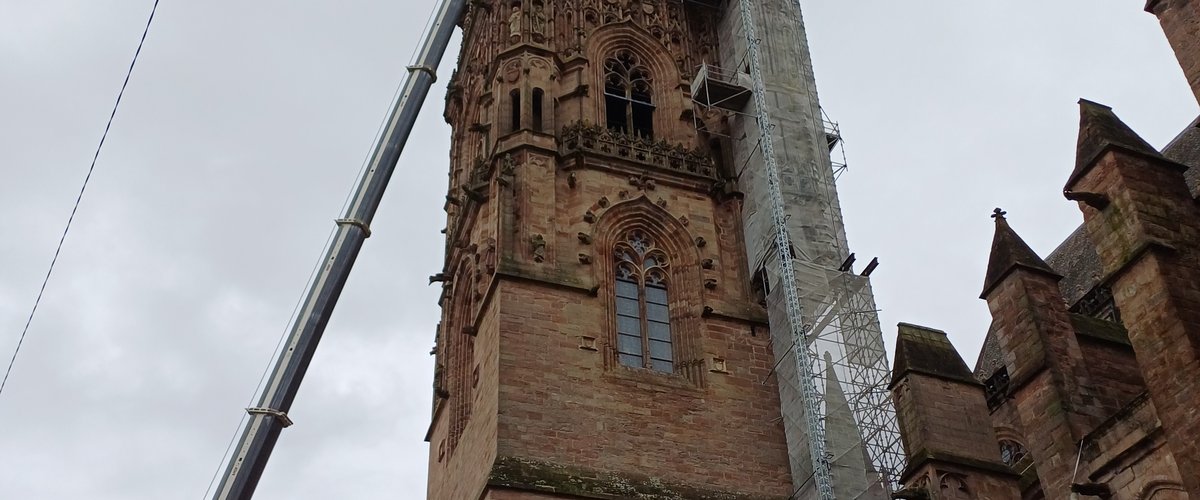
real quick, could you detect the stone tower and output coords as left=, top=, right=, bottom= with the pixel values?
left=423, top=0, right=888, bottom=497
left=423, top=0, right=795, bottom=498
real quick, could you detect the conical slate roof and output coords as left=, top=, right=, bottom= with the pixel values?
left=980, top=209, right=1061, bottom=299
left=1066, top=99, right=1165, bottom=190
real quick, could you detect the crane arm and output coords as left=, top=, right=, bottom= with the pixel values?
left=211, top=0, right=468, bottom=497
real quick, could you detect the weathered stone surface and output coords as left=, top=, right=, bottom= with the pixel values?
left=1149, top=0, right=1200, bottom=104
left=427, top=1, right=797, bottom=498
left=889, top=323, right=1021, bottom=500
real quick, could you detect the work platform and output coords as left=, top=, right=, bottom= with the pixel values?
left=690, top=63, right=751, bottom=111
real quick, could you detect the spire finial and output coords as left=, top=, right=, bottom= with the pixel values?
left=980, top=207, right=1062, bottom=298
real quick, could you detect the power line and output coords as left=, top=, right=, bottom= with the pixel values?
left=1, top=0, right=163, bottom=399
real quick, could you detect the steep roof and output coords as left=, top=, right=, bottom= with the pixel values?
left=1066, top=99, right=1165, bottom=190
left=1162, top=115, right=1200, bottom=197
left=974, top=114, right=1200, bottom=380
left=1045, top=225, right=1105, bottom=307
left=980, top=210, right=1062, bottom=299
left=973, top=322, right=1001, bottom=380
left=891, top=323, right=976, bottom=388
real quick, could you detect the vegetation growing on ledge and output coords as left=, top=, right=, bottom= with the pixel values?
left=487, top=456, right=786, bottom=500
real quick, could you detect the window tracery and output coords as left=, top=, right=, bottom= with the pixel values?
left=446, top=262, right=477, bottom=456
left=604, top=51, right=654, bottom=139
left=613, top=230, right=673, bottom=373
left=999, top=439, right=1028, bottom=468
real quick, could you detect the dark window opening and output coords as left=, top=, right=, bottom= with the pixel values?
left=509, top=89, right=521, bottom=132
left=631, top=102, right=653, bottom=139
left=605, top=94, right=628, bottom=135
left=531, top=88, right=544, bottom=132
left=1070, top=285, right=1122, bottom=325
left=751, top=265, right=769, bottom=307
left=984, top=366, right=1010, bottom=411
left=604, top=51, right=654, bottom=140
left=709, top=139, right=726, bottom=176
left=614, top=230, right=672, bottom=373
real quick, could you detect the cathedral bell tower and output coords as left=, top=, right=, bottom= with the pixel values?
left=424, top=0, right=797, bottom=497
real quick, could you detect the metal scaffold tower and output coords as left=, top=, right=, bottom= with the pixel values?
left=692, top=0, right=906, bottom=496
left=735, top=0, right=834, bottom=495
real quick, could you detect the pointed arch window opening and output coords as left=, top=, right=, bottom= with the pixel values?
left=531, top=88, right=545, bottom=132
left=510, top=89, right=521, bottom=132
left=613, top=230, right=673, bottom=373
left=604, top=51, right=655, bottom=140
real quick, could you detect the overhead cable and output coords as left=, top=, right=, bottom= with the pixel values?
left=1, top=0, right=163, bottom=399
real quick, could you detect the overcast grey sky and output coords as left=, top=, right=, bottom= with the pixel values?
left=1, top=1, right=1195, bottom=499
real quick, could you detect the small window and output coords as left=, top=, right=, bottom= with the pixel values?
left=531, top=88, right=544, bottom=132
left=999, top=440, right=1028, bottom=467
left=604, top=51, right=654, bottom=140
left=613, top=230, right=672, bottom=372
left=510, top=89, right=521, bottom=132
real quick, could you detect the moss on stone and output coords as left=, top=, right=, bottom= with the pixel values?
left=487, top=456, right=787, bottom=500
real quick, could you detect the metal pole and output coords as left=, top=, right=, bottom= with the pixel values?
left=211, top=0, right=468, bottom=496
left=736, top=0, right=835, bottom=497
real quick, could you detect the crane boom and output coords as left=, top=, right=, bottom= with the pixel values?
left=211, top=0, right=467, bottom=497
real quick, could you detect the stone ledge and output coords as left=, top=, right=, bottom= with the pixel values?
left=488, top=456, right=787, bottom=500
left=899, top=450, right=1020, bottom=485
left=559, top=121, right=718, bottom=181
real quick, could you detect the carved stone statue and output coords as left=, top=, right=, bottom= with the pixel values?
left=531, top=5, right=547, bottom=42
left=508, top=5, right=522, bottom=42
left=530, top=234, right=546, bottom=262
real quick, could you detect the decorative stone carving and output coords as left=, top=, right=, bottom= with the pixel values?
left=701, top=258, right=713, bottom=269
left=531, top=4, right=547, bottom=42
left=695, top=236, right=706, bottom=247
left=583, top=210, right=596, bottom=223
left=559, top=121, right=717, bottom=179
left=498, top=153, right=517, bottom=188
left=577, top=232, right=592, bottom=244
left=462, top=184, right=487, bottom=203
left=530, top=233, right=546, bottom=262
left=508, top=5, right=522, bottom=43
left=938, top=472, right=970, bottom=499
left=502, top=60, right=522, bottom=84
left=629, top=174, right=656, bottom=191
left=481, top=237, right=497, bottom=275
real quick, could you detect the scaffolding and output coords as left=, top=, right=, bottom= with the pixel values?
left=689, top=0, right=904, bottom=496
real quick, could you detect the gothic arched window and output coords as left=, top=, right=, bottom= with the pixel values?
left=446, top=262, right=477, bottom=456
left=604, top=51, right=654, bottom=139
left=613, top=230, right=672, bottom=372
left=509, top=89, right=521, bottom=132
left=999, top=439, right=1028, bottom=468
left=531, top=88, right=545, bottom=132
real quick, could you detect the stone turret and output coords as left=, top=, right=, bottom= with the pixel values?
left=1065, top=99, right=1200, bottom=497
left=889, top=323, right=1020, bottom=500
left=980, top=209, right=1101, bottom=498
